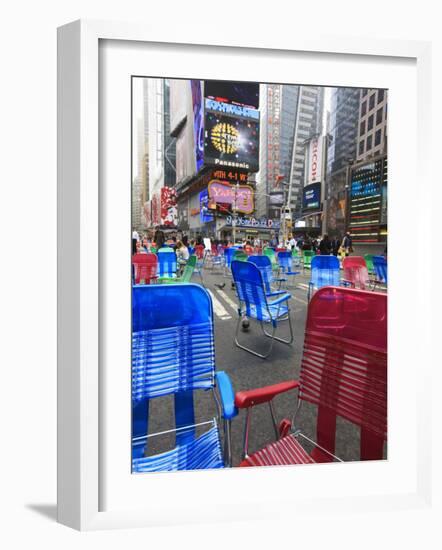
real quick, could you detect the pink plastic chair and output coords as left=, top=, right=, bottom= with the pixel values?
left=234, top=286, right=387, bottom=466
left=342, top=256, right=371, bottom=290
left=132, top=253, right=158, bottom=284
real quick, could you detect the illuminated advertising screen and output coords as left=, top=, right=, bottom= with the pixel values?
left=191, top=80, right=204, bottom=172
left=199, top=189, right=214, bottom=223
left=350, top=161, right=382, bottom=198
left=204, top=81, right=259, bottom=108
left=204, top=112, right=259, bottom=172
left=302, top=182, right=321, bottom=210
left=207, top=180, right=254, bottom=214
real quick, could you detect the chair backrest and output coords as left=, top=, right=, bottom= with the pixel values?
left=263, top=248, right=278, bottom=266
left=231, top=261, right=268, bottom=319
left=373, top=255, right=388, bottom=284
left=224, top=246, right=238, bottom=268
left=132, top=253, right=158, bottom=284
left=157, top=250, right=177, bottom=277
left=248, top=255, right=274, bottom=294
left=342, top=256, right=370, bottom=290
left=364, top=254, right=375, bottom=274
left=233, top=250, right=248, bottom=262
left=132, top=283, right=216, bottom=401
left=299, top=286, right=387, bottom=461
left=310, top=255, right=340, bottom=289
left=303, top=250, right=315, bottom=267
left=277, top=250, right=294, bottom=272
left=180, top=255, right=197, bottom=282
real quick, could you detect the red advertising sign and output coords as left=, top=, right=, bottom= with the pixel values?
left=160, top=187, right=178, bottom=227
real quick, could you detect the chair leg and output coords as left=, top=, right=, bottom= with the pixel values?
left=260, top=311, right=294, bottom=345
left=234, top=315, right=275, bottom=359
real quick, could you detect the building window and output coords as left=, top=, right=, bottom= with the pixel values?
left=376, top=108, right=383, bottom=125
left=378, top=89, right=385, bottom=102
left=361, top=101, right=367, bottom=117
left=368, top=114, right=374, bottom=131
left=375, top=129, right=382, bottom=146
left=360, top=120, right=366, bottom=135
left=367, top=135, right=372, bottom=150
left=359, top=141, right=364, bottom=155
left=369, top=93, right=376, bottom=110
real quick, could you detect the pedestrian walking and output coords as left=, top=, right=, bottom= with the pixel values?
left=342, top=231, right=353, bottom=256
left=331, top=236, right=341, bottom=256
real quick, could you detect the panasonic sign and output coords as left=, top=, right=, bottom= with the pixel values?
left=205, top=98, right=260, bottom=121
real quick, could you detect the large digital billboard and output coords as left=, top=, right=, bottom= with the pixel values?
left=302, top=182, right=321, bottom=210
left=204, top=81, right=259, bottom=108
left=204, top=112, right=259, bottom=172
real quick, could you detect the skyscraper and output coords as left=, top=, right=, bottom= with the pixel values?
left=325, top=87, right=360, bottom=237
left=256, top=84, right=323, bottom=222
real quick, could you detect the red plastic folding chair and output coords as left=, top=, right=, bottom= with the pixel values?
left=234, top=286, right=387, bottom=466
left=132, top=253, right=158, bottom=284
left=342, top=256, right=371, bottom=290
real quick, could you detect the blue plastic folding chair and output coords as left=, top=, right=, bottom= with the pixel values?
left=157, top=250, right=178, bottom=280
left=231, top=261, right=293, bottom=358
left=247, top=255, right=286, bottom=297
left=277, top=251, right=300, bottom=288
left=307, top=255, right=341, bottom=300
left=223, top=246, right=238, bottom=276
left=372, top=255, right=388, bottom=289
left=132, top=284, right=237, bottom=472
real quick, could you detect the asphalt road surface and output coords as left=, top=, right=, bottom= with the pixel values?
left=144, top=261, right=386, bottom=468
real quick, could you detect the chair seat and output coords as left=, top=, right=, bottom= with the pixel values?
left=286, top=271, right=300, bottom=276
left=240, top=434, right=315, bottom=467
left=132, top=424, right=223, bottom=473
left=248, top=302, right=289, bottom=322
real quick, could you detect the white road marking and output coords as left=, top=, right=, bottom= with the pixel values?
left=215, top=289, right=238, bottom=312
left=297, top=283, right=309, bottom=290
left=292, top=296, right=308, bottom=305
left=207, top=289, right=231, bottom=320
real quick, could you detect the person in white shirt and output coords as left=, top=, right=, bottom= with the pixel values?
left=175, top=241, right=190, bottom=273
left=132, top=229, right=139, bottom=255
left=287, top=235, right=296, bottom=251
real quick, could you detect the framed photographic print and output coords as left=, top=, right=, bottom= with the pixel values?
left=57, top=19, right=432, bottom=530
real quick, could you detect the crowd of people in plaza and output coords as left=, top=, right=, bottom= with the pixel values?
left=132, top=225, right=360, bottom=265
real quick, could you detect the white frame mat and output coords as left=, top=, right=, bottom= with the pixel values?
left=57, top=19, right=432, bottom=531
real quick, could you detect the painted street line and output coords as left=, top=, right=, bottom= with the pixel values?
left=292, top=295, right=308, bottom=305
left=207, top=289, right=231, bottom=320
left=215, top=289, right=239, bottom=313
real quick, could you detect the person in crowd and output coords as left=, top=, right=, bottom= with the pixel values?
left=287, top=234, right=296, bottom=251
left=342, top=231, right=353, bottom=256
left=182, top=234, right=189, bottom=247
left=331, top=236, right=341, bottom=256
left=270, top=235, right=278, bottom=248
left=175, top=240, right=190, bottom=272
left=319, top=234, right=332, bottom=255
left=154, top=227, right=165, bottom=250
left=132, top=229, right=139, bottom=255
left=302, top=237, right=312, bottom=251
left=244, top=240, right=253, bottom=255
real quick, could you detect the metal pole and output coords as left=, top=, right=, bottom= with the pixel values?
left=283, top=85, right=303, bottom=246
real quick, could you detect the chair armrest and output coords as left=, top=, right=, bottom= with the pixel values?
left=215, top=371, right=238, bottom=420
left=268, top=293, right=292, bottom=306
left=235, top=380, right=299, bottom=409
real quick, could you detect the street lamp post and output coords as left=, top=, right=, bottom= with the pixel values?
left=345, top=159, right=354, bottom=233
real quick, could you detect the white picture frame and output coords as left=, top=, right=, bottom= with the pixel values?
left=57, top=19, right=433, bottom=531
